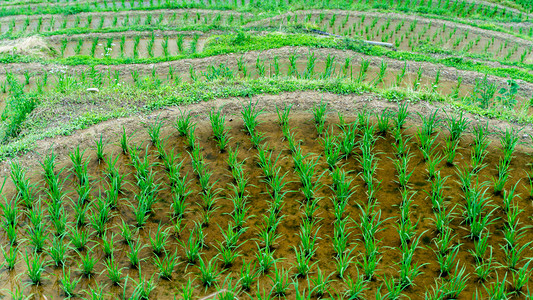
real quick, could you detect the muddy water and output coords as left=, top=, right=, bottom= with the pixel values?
left=0, top=111, right=532, bottom=299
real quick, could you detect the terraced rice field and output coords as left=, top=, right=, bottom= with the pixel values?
left=0, top=0, right=533, bottom=299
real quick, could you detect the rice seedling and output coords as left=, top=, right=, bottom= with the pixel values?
left=216, top=242, right=241, bottom=268
left=60, top=39, right=68, bottom=57
left=100, top=231, right=117, bottom=258
left=257, top=223, right=282, bottom=251
left=130, top=269, right=157, bottom=300
left=413, top=66, right=423, bottom=91
left=121, top=239, right=143, bottom=269
left=503, top=241, right=532, bottom=270
left=94, top=134, right=107, bottom=162
left=197, top=255, right=222, bottom=287
left=392, top=152, right=415, bottom=188
left=311, top=100, right=327, bottom=136
left=181, top=230, right=203, bottom=264
left=85, top=281, right=108, bottom=300
left=78, top=247, right=97, bottom=277
left=241, top=99, right=263, bottom=135
left=285, top=52, right=299, bottom=77
left=175, top=110, right=194, bottom=136
left=426, top=154, right=445, bottom=180
left=40, top=150, right=57, bottom=183
left=357, top=58, right=370, bottom=83
left=296, top=156, right=325, bottom=202
left=153, top=249, right=179, bottom=279
left=444, top=137, right=460, bottom=166
left=398, top=191, right=419, bottom=245
left=358, top=250, right=380, bottom=281
left=463, top=184, right=497, bottom=240
left=341, top=56, right=352, bottom=78
left=396, top=102, right=409, bottom=129
left=322, top=129, right=341, bottom=169
left=60, top=267, right=81, bottom=297
left=189, top=34, right=200, bottom=54
left=89, top=194, right=113, bottom=235
left=48, top=202, right=68, bottom=236
left=90, top=37, right=99, bottom=57
left=382, top=275, right=403, bottom=299
left=445, top=111, right=470, bottom=143
left=372, top=60, right=387, bottom=87
left=256, top=145, right=281, bottom=181
left=398, top=233, right=426, bottom=287
left=146, top=116, right=163, bottom=147
left=1, top=244, right=17, bottom=270
left=435, top=244, right=460, bottom=276
left=6, top=283, right=29, bottom=300
left=26, top=217, right=48, bottom=253
left=231, top=202, right=253, bottom=230
left=180, top=278, right=195, bottom=300
left=2, top=221, right=17, bottom=246
left=256, top=56, right=266, bottom=77
left=209, top=108, right=231, bottom=151
left=292, top=246, right=314, bottom=277
left=331, top=217, right=353, bottom=256
left=470, top=230, right=490, bottom=262
left=275, top=103, right=292, bottom=130
left=149, top=224, right=171, bottom=255
left=343, top=267, right=368, bottom=299
left=1, top=193, right=18, bottom=231
left=418, top=109, right=441, bottom=137
left=339, top=122, right=358, bottom=158
left=47, top=235, right=70, bottom=266
left=394, top=62, right=408, bottom=87
left=483, top=272, right=511, bottom=299
left=240, top=259, right=258, bottom=291
left=214, top=276, right=241, bottom=300
left=24, top=250, right=46, bottom=285
left=492, top=157, right=511, bottom=193
left=256, top=244, right=277, bottom=274
left=310, top=266, right=334, bottom=297
left=511, top=259, right=532, bottom=293
left=198, top=167, right=216, bottom=194
left=283, top=126, right=301, bottom=154
left=73, top=183, right=91, bottom=220
left=9, top=161, right=35, bottom=207
left=502, top=181, right=520, bottom=214
left=474, top=248, right=495, bottom=282
left=269, top=264, right=291, bottom=296
left=376, top=109, right=392, bottom=135
left=434, top=226, right=455, bottom=257
left=219, top=222, right=246, bottom=250
left=503, top=208, right=526, bottom=250
left=104, top=255, right=124, bottom=285
left=267, top=55, right=279, bottom=77
left=69, top=145, right=90, bottom=184
left=500, top=127, right=520, bottom=163
left=444, top=264, right=469, bottom=298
